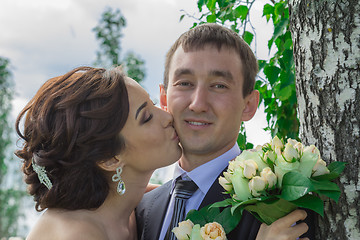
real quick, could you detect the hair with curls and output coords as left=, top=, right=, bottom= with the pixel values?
left=15, top=66, right=129, bottom=211
left=163, top=23, right=258, bottom=97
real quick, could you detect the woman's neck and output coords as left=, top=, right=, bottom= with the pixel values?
left=95, top=168, right=153, bottom=239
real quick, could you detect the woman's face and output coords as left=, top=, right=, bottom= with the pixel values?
left=119, top=78, right=181, bottom=172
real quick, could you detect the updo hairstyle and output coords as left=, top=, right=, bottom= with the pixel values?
left=15, top=66, right=129, bottom=211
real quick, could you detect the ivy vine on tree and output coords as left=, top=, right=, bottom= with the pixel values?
left=183, top=0, right=298, bottom=149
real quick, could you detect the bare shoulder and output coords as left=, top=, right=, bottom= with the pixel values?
left=26, top=209, right=107, bottom=240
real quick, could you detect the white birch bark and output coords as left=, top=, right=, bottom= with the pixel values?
left=288, top=0, right=360, bottom=239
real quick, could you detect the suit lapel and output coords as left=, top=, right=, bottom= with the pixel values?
left=144, top=181, right=172, bottom=240
left=199, top=166, right=228, bottom=209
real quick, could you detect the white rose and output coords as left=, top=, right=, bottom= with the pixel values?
left=293, top=142, right=304, bottom=153
left=200, top=222, right=227, bottom=240
left=243, top=159, right=258, bottom=179
left=312, top=158, right=330, bottom=177
left=219, top=176, right=233, bottom=192
left=172, top=219, right=194, bottom=240
left=260, top=167, right=277, bottom=188
left=223, top=171, right=232, bottom=182
left=283, top=142, right=300, bottom=162
left=287, top=138, right=299, bottom=147
left=264, top=150, right=277, bottom=164
left=271, top=136, right=284, bottom=150
left=236, top=150, right=268, bottom=172
left=249, top=176, right=267, bottom=197
left=228, top=159, right=244, bottom=172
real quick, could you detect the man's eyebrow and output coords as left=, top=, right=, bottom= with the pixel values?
left=174, top=68, right=194, bottom=78
left=209, top=70, right=234, bottom=82
left=135, top=102, right=147, bottom=120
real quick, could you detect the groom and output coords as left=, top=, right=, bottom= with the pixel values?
left=136, top=23, right=314, bottom=240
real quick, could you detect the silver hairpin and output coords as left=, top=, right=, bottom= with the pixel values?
left=32, top=158, right=53, bottom=190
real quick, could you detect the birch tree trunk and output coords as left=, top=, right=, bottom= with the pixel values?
left=288, top=0, right=360, bottom=239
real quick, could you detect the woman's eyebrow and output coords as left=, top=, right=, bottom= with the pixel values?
left=135, top=102, right=147, bottom=120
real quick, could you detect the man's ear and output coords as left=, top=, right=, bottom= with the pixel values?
left=97, top=156, right=124, bottom=172
left=159, top=84, right=168, bottom=111
left=241, top=90, right=260, bottom=122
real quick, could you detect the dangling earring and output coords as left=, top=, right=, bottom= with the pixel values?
left=112, top=166, right=126, bottom=195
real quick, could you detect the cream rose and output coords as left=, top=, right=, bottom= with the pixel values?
left=243, top=159, right=258, bottom=179
left=271, top=136, right=283, bottom=150
left=260, top=167, right=277, bottom=188
left=218, top=176, right=233, bottom=192
left=283, top=142, right=300, bottom=162
left=200, top=222, right=227, bottom=240
left=172, top=219, right=194, bottom=240
left=249, top=176, right=267, bottom=197
left=312, top=158, right=330, bottom=176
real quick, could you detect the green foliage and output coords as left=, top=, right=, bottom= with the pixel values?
left=123, top=51, right=146, bottom=83
left=93, top=7, right=126, bottom=67
left=0, top=189, right=26, bottom=238
left=93, top=7, right=146, bottom=83
left=187, top=0, right=299, bottom=147
left=0, top=57, right=25, bottom=237
left=0, top=57, right=12, bottom=183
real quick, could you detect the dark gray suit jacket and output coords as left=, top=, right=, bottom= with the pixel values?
left=135, top=168, right=315, bottom=240
left=135, top=168, right=261, bottom=240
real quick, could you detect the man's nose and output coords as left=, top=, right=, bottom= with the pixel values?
left=188, top=86, right=209, bottom=113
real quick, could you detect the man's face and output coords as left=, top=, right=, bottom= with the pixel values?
left=164, top=45, right=258, bottom=163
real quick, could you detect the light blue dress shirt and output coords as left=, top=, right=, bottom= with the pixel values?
left=159, top=144, right=241, bottom=240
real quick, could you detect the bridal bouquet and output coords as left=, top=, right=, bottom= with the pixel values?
left=172, top=136, right=345, bottom=239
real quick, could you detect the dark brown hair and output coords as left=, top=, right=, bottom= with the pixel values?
left=164, top=23, right=258, bottom=97
left=15, top=66, right=129, bottom=211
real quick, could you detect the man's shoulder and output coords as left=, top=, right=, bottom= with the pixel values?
left=138, top=180, right=172, bottom=209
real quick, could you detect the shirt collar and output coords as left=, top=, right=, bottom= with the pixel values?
left=171, top=144, right=240, bottom=195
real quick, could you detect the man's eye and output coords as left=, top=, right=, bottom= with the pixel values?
left=214, top=84, right=227, bottom=89
left=178, top=82, right=191, bottom=86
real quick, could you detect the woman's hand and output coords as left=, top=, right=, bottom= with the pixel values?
left=256, top=209, right=309, bottom=240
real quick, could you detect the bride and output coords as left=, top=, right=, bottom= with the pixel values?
left=15, top=66, right=181, bottom=240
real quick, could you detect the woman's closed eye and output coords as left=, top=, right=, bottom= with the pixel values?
left=142, top=112, right=153, bottom=124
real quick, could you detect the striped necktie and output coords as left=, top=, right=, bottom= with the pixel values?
left=165, top=179, right=198, bottom=240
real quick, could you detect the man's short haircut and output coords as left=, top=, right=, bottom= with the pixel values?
left=164, top=23, right=258, bottom=97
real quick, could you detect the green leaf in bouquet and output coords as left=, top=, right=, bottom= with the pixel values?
left=186, top=205, right=220, bottom=226
left=312, top=172, right=340, bottom=181
left=290, top=194, right=324, bottom=216
left=328, top=161, right=346, bottom=174
left=214, top=207, right=243, bottom=234
left=316, top=190, right=341, bottom=203
left=209, top=198, right=233, bottom=208
left=245, top=198, right=297, bottom=225
left=281, top=171, right=314, bottom=201
left=186, top=209, right=207, bottom=227
left=310, top=179, right=340, bottom=192
left=230, top=198, right=259, bottom=215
